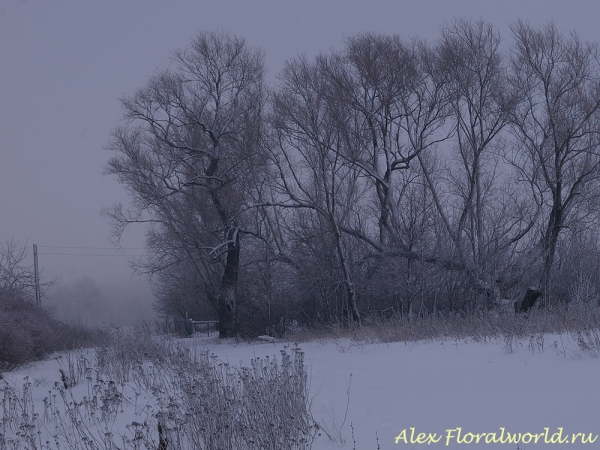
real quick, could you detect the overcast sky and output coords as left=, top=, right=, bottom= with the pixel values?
left=1, top=0, right=599, bottom=311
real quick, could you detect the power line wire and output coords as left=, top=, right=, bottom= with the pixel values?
left=38, top=245, right=144, bottom=250
left=39, top=253, right=145, bottom=257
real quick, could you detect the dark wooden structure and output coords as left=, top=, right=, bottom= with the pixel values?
left=517, top=288, right=542, bottom=313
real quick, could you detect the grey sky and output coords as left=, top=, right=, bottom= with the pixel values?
left=1, top=0, right=598, bottom=309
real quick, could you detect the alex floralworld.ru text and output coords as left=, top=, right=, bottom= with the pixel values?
left=394, top=427, right=598, bottom=445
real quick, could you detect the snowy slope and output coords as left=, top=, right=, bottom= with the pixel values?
left=203, top=335, right=600, bottom=449
left=3, top=334, right=599, bottom=449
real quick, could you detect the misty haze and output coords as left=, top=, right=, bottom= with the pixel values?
left=45, top=277, right=154, bottom=327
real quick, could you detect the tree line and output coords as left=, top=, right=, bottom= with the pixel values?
left=104, top=19, right=600, bottom=338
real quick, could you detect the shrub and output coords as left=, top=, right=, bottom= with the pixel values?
left=0, top=290, right=98, bottom=370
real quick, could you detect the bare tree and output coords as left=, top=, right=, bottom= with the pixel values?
left=322, top=34, right=450, bottom=250
left=269, top=56, right=364, bottom=324
left=0, top=240, right=55, bottom=302
left=103, top=23, right=600, bottom=331
left=301, top=34, right=456, bottom=317
left=151, top=254, right=216, bottom=321
left=415, top=19, right=532, bottom=308
left=509, top=21, right=600, bottom=306
left=105, top=31, right=266, bottom=337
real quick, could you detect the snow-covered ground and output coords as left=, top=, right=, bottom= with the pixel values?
left=3, top=333, right=599, bottom=449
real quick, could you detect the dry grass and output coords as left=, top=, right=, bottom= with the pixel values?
left=289, top=301, right=600, bottom=347
left=1, top=326, right=318, bottom=449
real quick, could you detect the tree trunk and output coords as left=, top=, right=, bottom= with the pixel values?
left=332, top=226, right=361, bottom=325
left=218, top=227, right=240, bottom=338
left=541, top=196, right=562, bottom=307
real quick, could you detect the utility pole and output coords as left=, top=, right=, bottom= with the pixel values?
left=33, top=243, right=41, bottom=306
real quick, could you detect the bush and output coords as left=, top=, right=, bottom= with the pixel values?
left=0, top=290, right=98, bottom=370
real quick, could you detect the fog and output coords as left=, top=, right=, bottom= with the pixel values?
left=45, top=276, right=154, bottom=327
left=1, top=0, right=599, bottom=326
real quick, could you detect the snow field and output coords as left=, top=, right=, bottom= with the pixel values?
left=2, top=332, right=600, bottom=449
